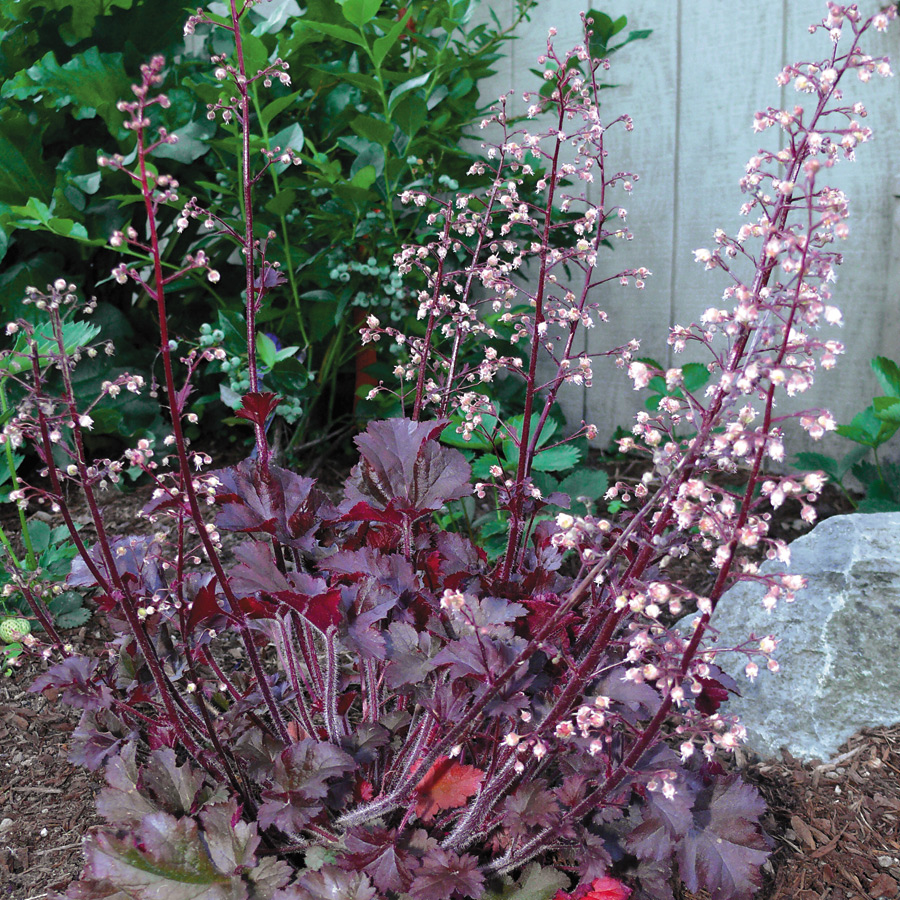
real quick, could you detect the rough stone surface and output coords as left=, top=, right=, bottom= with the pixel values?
left=709, top=512, right=900, bottom=762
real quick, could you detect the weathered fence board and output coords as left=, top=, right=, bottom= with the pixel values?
left=479, top=1, right=899, bottom=450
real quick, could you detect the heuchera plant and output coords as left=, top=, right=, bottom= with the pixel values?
left=2, top=3, right=895, bottom=898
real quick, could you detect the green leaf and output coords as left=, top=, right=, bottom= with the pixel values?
left=793, top=451, right=843, bottom=483
left=273, top=345, right=301, bottom=363
left=393, top=94, right=427, bottom=138
left=682, top=362, right=711, bottom=393
left=339, top=0, right=384, bottom=27
left=7, top=197, right=96, bottom=243
left=388, top=71, right=431, bottom=111
left=836, top=406, right=894, bottom=448
left=256, top=333, right=278, bottom=369
left=260, top=90, right=303, bottom=128
left=350, top=164, right=377, bottom=189
left=240, top=31, right=270, bottom=76
left=556, top=468, right=609, bottom=501
left=302, top=19, right=366, bottom=46
left=265, top=188, right=297, bottom=217
left=482, top=862, right=570, bottom=900
left=152, top=118, right=216, bottom=164
left=873, top=395, right=900, bottom=424
left=872, top=356, right=900, bottom=398
left=0, top=114, right=52, bottom=204
left=351, top=114, right=394, bottom=145
left=1, top=318, right=102, bottom=376
left=373, top=8, right=413, bottom=66
left=2, top=47, right=129, bottom=133
left=440, top=415, right=497, bottom=451
left=531, top=444, right=582, bottom=473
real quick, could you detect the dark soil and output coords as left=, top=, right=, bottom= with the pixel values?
left=1, top=468, right=898, bottom=900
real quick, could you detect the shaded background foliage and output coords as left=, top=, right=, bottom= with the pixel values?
left=0, top=0, right=536, bottom=454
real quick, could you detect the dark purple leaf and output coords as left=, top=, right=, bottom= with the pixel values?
left=502, top=781, right=561, bottom=837
left=283, top=866, right=377, bottom=900
left=676, top=775, right=771, bottom=900
left=185, top=577, right=229, bottom=631
left=255, top=266, right=288, bottom=289
left=345, top=418, right=471, bottom=515
left=69, top=712, right=132, bottom=771
left=694, top=676, right=731, bottom=716
left=213, top=457, right=333, bottom=550
left=343, top=827, right=420, bottom=894
left=258, top=740, right=356, bottom=832
left=30, top=656, right=111, bottom=710
left=68, top=537, right=167, bottom=597
left=408, top=847, right=484, bottom=900
left=383, top=621, right=434, bottom=689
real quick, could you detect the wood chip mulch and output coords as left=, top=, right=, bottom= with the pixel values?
left=2, top=472, right=897, bottom=899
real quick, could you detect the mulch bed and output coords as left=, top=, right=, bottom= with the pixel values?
left=2, top=470, right=899, bottom=899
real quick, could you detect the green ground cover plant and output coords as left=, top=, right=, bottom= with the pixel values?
left=1, top=2, right=895, bottom=899
left=795, top=355, right=900, bottom=510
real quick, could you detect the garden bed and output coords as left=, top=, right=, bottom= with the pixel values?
left=3, top=640, right=898, bottom=900
left=2, top=474, right=898, bottom=900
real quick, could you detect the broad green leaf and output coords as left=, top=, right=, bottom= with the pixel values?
left=2, top=47, right=129, bottom=133
left=556, top=468, right=609, bottom=501
left=393, top=94, right=427, bottom=138
left=531, top=444, right=582, bottom=473
left=305, top=66, right=381, bottom=96
left=873, top=395, right=900, bottom=424
left=260, top=90, right=302, bottom=128
left=373, top=8, right=413, bottom=66
left=7, top=198, right=96, bottom=243
left=273, top=345, right=301, bottom=363
left=269, top=123, right=304, bottom=174
left=872, top=356, right=900, bottom=398
left=350, top=164, right=377, bottom=189
left=153, top=119, right=216, bottom=164
left=0, top=113, right=51, bottom=204
left=339, top=0, right=384, bottom=27
left=1, top=319, right=101, bottom=376
left=440, top=415, right=498, bottom=451
left=265, top=189, right=297, bottom=217
left=504, top=414, right=559, bottom=449
left=682, top=362, right=711, bottom=393
left=481, top=862, right=569, bottom=900
left=351, top=114, right=394, bottom=146
left=256, top=332, right=278, bottom=369
left=240, top=31, right=270, bottom=76
left=388, top=71, right=431, bottom=111
left=836, top=407, right=889, bottom=448
left=302, top=19, right=366, bottom=46
left=793, top=451, right=843, bottom=483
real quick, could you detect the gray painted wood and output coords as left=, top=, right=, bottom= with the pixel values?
left=477, top=1, right=899, bottom=451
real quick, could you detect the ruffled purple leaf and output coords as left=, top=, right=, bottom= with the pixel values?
left=258, top=740, right=356, bottom=833
left=408, top=847, right=484, bottom=900
left=344, top=418, right=471, bottom=516
left=676, top=775, right=772, bottom=900
left=212, top=456, right=335, bottom=550
left=30, top=656, right=112, bottom=710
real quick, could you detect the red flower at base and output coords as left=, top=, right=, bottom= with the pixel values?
left=552, top=875, right=632, bottom=900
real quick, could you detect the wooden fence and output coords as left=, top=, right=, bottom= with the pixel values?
left=479, top=0, right=899, bottom=451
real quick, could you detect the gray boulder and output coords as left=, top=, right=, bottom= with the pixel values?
left=708, top=512, right=900, bottom=762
